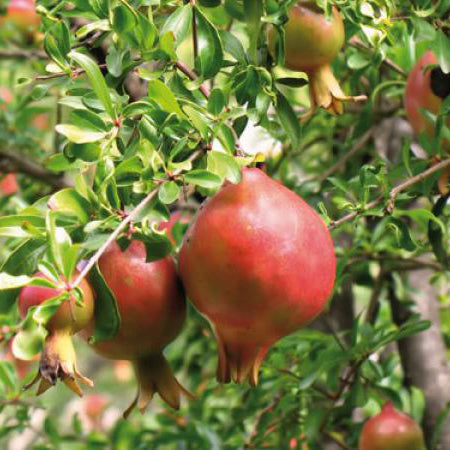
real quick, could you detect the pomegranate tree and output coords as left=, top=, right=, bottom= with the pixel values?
left=84, top=241, right=191, bottom=417
left=0, top=0, right=40, bottom=32
left=179, top=168, right=336, bottom=385
left=18, top=273, right=95, bottom=396
left=358, top=403, right=426, bottom=450
left=268, top=1, right=366, bottom=119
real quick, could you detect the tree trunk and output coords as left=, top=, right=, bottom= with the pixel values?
left=389, top=270, right=450, bottom=449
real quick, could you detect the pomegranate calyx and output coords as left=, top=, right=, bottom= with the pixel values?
left=302, top=64, right=367, bottom=121
left=123, top=353, right=193, bottom=419
left=24, top=330, right=93, bottom=397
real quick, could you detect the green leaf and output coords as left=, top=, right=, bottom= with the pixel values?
left=69, top=51, right=116, bottom=119
left=161, top=4, right=193, bottom=46
left=147, top=80, right=187, bottom=119
left=56, top=124, right=107, bottom=144
left=158, top=181, right=181, bottom=204
left=184, top=169, right=223, bottom=189
left=433, top=30, right=450, bottom=74
left=428, top=194, right=450, bottom=267
left=219, top=30, right=247, bottom=63
left=0, top=273, right=32, bottom=290
left=0, top=362, right=16, bottom=390
left=48, top=188, right=92, bottom=224
left=12, top=322, right=47, bottom=360
left=133, top=230, right=173, bottom=262
left=207, top=151, right=241, bottom=184
left=207, top=88, right=226, bottom=115
left=194, top=7, right=223, bottom=79
left=1, top=240, right=46, bottom=276
left=274, top=90, right=301, bottom=148
left=88, top=264, right=121, bottom=344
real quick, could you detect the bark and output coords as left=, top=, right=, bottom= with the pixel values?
left=389, top=270, right=450, bottom=449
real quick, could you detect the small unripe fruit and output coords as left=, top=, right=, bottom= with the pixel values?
left=358, top=403, right=426, bottom=450
left=18, top=273, right=95, bottom=396
left=268, top=1, right=366, bottom=119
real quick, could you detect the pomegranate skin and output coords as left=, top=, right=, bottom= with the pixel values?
left=282, top=2, right=344, bottom=72
left=19, top=273, right=94, bottom=333
left=90, top=241, right=186, bottom=360
left=359, top=403, right=426, bottom=450
left=179, top=168, right=336, bottom=385
left=85, top=241, right=191, bottom=415
left=404, top=51, right=450, bottom=141
left=268, top=2, right=365, bottom=118
left=0, top=173, right=19, bottom=196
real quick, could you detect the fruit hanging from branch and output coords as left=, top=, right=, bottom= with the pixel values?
left=18, top=273, right=95, bottom=396
left=179, top=168, right=336, bottom=385
left=268, top=1, right=367, bottom=120
left=358, top=403, right=426, bottom=450
left=405, top=51, right=450, bottom=194
left=83, top=241, right=191, bottom=418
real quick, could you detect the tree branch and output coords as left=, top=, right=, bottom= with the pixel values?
left=174, top=61, right=210, bottom=99
left=0, top=149, right=70, bottom=190
left=0, top=49, right=47, bottom=59
left=329, top=157, right=450, bottom=229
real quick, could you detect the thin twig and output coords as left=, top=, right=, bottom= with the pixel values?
left=315, top=128, right=373, bottom=183
left=192, top=3, right=199, bottom=61
left=174, top=61, right=210, bottom=99
left=0, top=49, right=47, bottom=59
left=349, top=37, right=407, bottom=77
left=0, top=149, right=70, bottom=190
left=365, top=269, right=385, bottom=324
left=71, top=187, right=159, bottom=289
left=35, top=64, right=108, bottom=81
left=329, top=157, right=450, bottom=230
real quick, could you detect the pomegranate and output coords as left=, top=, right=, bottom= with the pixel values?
left=18, top=273, right=95, bottom=396
left=0, top=0, right=40, bottom=32
left=84, top=241, right=191, bottom=417
left=358, top=403, right=426, bottom=450
left=405, top=51, right=450, bottom=194
left=405, top=51, right=450, bottom=141
left=179, top=168, right=336, bottom=385
left=268, top=1, right=366, bottom=119
left=0, top=173, right=19, bottom=196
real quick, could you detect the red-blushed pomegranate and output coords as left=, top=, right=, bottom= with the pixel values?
left=0, top=0, right=40, bottom=32
left=0, top=173, right=19, bottom=196
left=18, top=273, right=95, bottom=396
left=404, top=51, right=450, bottom=194
left=268, top=1, right=366, bottom=119
left=179, top=168, right=336, bottom=385
left=405, top=51, right=450, bottom=140
left=358, top=403, right=426, bottom=450
left=83, top=241, right=191, bottom=417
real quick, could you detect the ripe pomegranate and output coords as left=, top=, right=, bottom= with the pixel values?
left=0, top=173, right=19, bottom=196
left=359, top=403, right=426, bottom=450
left=268, top=1, right=366, bottom=119
left=0, top=0, right=40, bottom=32
left=405, top=51, right=450, bottom=141
left=179, top=168, right=336, bottom=385
left=18, top=273, right=95, bottom=396
left=83, top=241, right=191, bottom=417
left=405, top=51, right=450, bottom=194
